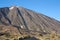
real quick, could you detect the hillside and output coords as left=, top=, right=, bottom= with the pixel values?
left=0, top=6, right=60, bottom=40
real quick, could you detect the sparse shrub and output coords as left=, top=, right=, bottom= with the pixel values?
left=45, top=38, right=50, bottom=40
left=23, top=35, right=31, bottom=39
left=5, top=39, right=9, bottom=40
left=39, top=33, right=43, bottom=37
left=14, top=39, right=18, bottom=40
left=5, top=33, right=11, bottom=38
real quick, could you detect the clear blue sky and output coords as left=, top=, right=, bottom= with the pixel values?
left=0, top=0, right=60, bottom=21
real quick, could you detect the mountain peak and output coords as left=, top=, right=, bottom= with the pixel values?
left=9, top=6, right=18, bottom=10
left=9, top=6, right=24, bottom=11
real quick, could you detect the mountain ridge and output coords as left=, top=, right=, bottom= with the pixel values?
left=0, top=6, right=60, bottom=35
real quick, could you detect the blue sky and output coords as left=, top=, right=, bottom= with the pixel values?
left=0, top=0, right=60, bottom=21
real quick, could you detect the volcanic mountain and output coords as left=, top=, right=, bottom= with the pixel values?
left=0, top=6, right=60, bottom=40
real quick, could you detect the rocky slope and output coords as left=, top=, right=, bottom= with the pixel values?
left=0, top=6, right=60, bottom=40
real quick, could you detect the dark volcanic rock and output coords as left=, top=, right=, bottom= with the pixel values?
left=19, top=36, right=39, bottom=40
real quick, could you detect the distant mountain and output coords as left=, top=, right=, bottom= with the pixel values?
left=0, top=6, right=60, bottom=40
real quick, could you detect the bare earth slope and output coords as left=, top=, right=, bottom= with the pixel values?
left=0, top=6, right=60, bottom=33
left=0, top=6, right=60, bottom=40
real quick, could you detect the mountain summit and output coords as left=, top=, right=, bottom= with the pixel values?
left=0, top=6, right=60, bottom=40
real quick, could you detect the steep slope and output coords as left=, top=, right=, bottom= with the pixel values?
left=0, top=6, right=60, bottom=35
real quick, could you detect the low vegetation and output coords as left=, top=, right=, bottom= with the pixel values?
left=0, top=31, right=60, bottom=40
